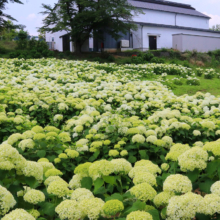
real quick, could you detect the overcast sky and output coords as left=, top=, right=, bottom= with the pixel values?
left=5, top=0, right=220, bottom=36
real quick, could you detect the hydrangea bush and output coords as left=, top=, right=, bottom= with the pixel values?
left=0, top=58, right=220, bottom=219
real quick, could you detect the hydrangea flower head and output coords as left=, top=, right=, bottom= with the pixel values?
left=126, top=211, right=153, bottom=220
left=110, top=159, right=132, bottom=174
left=102, top=200, right=124, bottom=217
left=129, top=183, right=157, bottom=202
left=0, top=185, right=16, bottom=215
left=23, top=189, right=45, bottom=204
left=178, top=146, right=208, bottom=172
left=71, top=188, right=94, bottom=201
left=2, top=209, right=35, bottom=220
left=89, top=160, right=114, bottom=180
left=163, top=174, right=192, bottom=193
left=55, top=200, right=83, bottom=220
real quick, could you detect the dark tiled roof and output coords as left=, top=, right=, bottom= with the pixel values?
left=135, top=22, right=220, bottom=34
left=129, top=0, right=210, bottom=18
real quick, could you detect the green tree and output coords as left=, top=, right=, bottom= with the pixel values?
left=17, top=29, right=28, bottom=49
left=0, top=20, right=18, bottom=40
left=38, top=29, right=46, bottom=41
left=40, top=0, right=141, bottom=53
left=211, top=24, right=220, bottom=31
left=0, top=0, right=23, bottom=31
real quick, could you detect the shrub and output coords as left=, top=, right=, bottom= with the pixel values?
left=169, top=50, right=181, bottom=59
left=150, top=57, right=165, bottom=64
left=186, top=77, right=200, bottom=86
left=47, top=50, right=55, bottom=57
left=58, top=53, right=65, bottom=59
left=131, top=56, right=144, bottom=64
left=107, top=55, right=116, bottom=62
left=9, top=51, right=20, bottom=58
left=93, top=57, right=102, bottom=62
left=182, top=60, right=190, bottom=67
left=65, top=51, right=72, bottom=56
left=161, top=48, right=169, bottom=52
left=144, top=52, right=154, bottom=61
left=204, top=68, right=216, bottom=79
left=211, top=56, right=220, bottom=68
left=172, top=77, right=184, bottom=85
left=169, top=59, right=180, bottom=65
left=118, top=58, right=131, bottom=64
left=0, top=46, right=8, bottom=54
left=196, top=68, right=204, bottom=77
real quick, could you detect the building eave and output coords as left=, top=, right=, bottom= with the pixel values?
left=135, top=22, right=220, bottom=34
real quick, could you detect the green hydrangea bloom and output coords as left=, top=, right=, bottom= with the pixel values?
left=129, top=183, right=157, bottom=202
left=23, top=189, right=45, bottom=204
left=126, top=211, right=153, bottom=220
left=55, top=200, right=83, bottom=220
left=102, top=200, right=124, bottom=217
left=2, top=209, right=35, bottom=220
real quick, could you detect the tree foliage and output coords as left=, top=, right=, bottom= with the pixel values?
left=0, top=20, right=18, bottom=40
left=40, top=0, right=142, bottom=53
left=210, top=24, right=220, bottom=32
left=0, top=0, right=23, bottom=31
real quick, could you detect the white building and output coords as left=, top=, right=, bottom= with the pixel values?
left=46, top=0, right=220, bottom=52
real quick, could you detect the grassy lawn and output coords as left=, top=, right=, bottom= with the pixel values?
left=166, top=75, right=220, bottom=96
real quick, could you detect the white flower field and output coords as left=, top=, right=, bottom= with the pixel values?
left=0, top=58, right=220, bottom=220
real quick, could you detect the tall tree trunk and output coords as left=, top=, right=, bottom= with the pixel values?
left=74, top=39, right=81, bottom=54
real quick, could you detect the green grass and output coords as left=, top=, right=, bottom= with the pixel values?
left=166, top=75, right=220, bottom=96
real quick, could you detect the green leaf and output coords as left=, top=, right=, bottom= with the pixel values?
left=81, top=177, right=93, bottom=190
left=103, top=176, right=116, bottom=185
left=55, top=150, right=63, bottom=154
left=105, top=193, right=123, bottom=202
left=94, top=178, right=104, bottom=193
left=47, top=155, right=57, bottom=162
left=161, top=207, right=167, bottom=218
left=8, top=184, right=23, bottom=196
left=139, top=150, right=149, bottom=159
left=89, top=151, right=100, bottom=162
left=25, top=177, right=39, bottom=189
left=147, top=209, right=160, bottom=220
left=206, top=161, right=217, bottom=176
left=128, top=156, right=137, bottom=163
left=124, top=200, right=146, bottom=215
left=123, top=191, right=135, bottom=200
left=125, top=144, right=137, bottom=150
left=187, top=169, right=200, bottom=182
left=37, top=150, right=46, bottom=158
left=94, top=186, right=106, bottom=195
left=199, top=179, right=215, bottom=194
left=39, top=202, right=56, bottom=217
left=195, top=213, right=211, bottom=220
left=160, top=155, right=166, bottom=163
left=0, top=170, right=8, bottom=180
left=217, top=166, right=220, bottom=179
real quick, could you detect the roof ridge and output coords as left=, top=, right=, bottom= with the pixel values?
left=132, top=0, right=195, bottom=10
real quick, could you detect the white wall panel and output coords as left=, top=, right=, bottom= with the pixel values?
left=176, top=14, right=209, bottom=29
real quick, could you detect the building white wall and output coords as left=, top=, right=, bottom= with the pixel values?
left=132, top=9, right=175, bottom=26
left=176, top=14, right=209, bottom=29
left=132, top=9, right=209, bottom=29
left=133, top=25, right=220, bottom=51
left=173, top=34, right=220, bottom=52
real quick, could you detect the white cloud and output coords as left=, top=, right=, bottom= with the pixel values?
left=27, top=13, right=37, bottom=20
left=203, top=12, right=220, bottom=27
